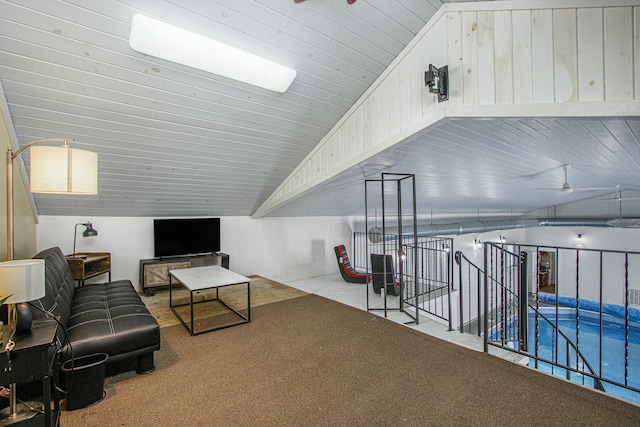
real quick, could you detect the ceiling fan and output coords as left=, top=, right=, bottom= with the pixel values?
left=535, top=164, right=617, bottom=194
left=295, top=0, right=357, bottom=3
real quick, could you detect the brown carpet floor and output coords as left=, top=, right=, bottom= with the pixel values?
left=60, top=294, right=640, bottom=427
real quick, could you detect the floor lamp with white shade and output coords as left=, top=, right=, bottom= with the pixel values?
left=1, top=138, right=97, bottom=424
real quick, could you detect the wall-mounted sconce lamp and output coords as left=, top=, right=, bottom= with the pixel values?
left=499, top=235, right=506, bottom=243
left=424, top=64, right=449, bottom=102
left=576, top=234, right=583, bottom=244
left=443, top=244, right=451, bottom=253
left=474, top=239, right=482, bottom=249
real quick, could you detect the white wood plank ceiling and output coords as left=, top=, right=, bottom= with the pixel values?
left=1, top=0, right=639, bottom=221
left=268, top=117, right=640, bottom=220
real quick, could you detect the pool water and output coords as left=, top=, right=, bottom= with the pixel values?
left=528, top=307, right=640, bottom=404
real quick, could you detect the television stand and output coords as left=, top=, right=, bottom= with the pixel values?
left=139, top=252, right=229, bottom=296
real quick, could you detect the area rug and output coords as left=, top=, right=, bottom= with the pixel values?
left=142, top=275, right=308, bottom=328
left=60, top=294, right=640, bottom=426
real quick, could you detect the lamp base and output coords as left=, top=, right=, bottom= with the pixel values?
left=14, top=303, right=32, bottom=335
left=0, top=401, right=43, bottom=425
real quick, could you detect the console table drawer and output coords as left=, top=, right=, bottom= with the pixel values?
left=66, top=252, right=111, bottom=285
left=139, top=253, right=229, bottom=296
left=144, top=261, right=191, bottom=288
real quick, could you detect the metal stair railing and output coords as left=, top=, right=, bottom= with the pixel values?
left=455, top=247, right=605, bottom=392
left=353, top=232, right=454, bottom=326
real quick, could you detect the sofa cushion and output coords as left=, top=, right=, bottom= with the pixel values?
left=67, top=280, right=160, bottom=361
left=31, top=247, right=76, bottom=326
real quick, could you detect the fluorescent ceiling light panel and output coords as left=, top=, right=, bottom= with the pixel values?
left=129, top=14, right=296, bottom=93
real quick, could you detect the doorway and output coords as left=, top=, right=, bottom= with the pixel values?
left=538, top=251, right=556, bottom=294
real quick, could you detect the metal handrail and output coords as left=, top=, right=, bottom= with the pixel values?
left=530, top=306, right=605, bottom=391
left=493, top=277, right=605, bottom=391
left=353, top=232, right=453, bottom=327
left=455, top=249, right=605, bottom=392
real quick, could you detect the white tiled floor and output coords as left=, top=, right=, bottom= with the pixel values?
left=286, top=273, right=526, bottom=364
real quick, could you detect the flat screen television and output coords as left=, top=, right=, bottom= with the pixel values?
left=153, top=217, right=221, bottom=258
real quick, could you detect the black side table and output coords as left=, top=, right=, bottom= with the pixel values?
left=0, top=319, right=59, bottom=427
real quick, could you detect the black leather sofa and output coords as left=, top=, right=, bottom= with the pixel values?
left=30, top=247, right=160, bottom=374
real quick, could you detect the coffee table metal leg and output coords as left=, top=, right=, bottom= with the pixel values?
left=247, top=281, right=251, bottom=322
left=190, top=290, right=195, bottom=335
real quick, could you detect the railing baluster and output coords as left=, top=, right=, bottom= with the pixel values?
left=357, top=233, right=639, bottom=403
left=456, top=243, right=610, bottom=394
left=566, top=342, right=571, bottom=382
left=625, top=253, right=629, bottom=388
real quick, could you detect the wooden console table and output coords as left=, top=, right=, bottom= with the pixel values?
left=139, top=253, right=229, bottom=296
left=66, top=252, right=111, bottom=285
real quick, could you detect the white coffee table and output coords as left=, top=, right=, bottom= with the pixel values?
left=169, top=265, right=251, bottom=335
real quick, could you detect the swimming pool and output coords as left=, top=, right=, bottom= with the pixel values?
left=528, top=306, right=640, bottom=404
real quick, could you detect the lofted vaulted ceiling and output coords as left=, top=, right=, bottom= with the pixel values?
left=1, top=0, right=639, bottom=221
left=266, top=117, right=640, bottom=220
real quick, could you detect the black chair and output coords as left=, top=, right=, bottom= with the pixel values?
left=334, top=245, right=369, bottom=284
left=370, top=253, right=401, bottom=296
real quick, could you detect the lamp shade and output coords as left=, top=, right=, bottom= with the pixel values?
left=29, top=145, right=98, bottom=195
left=368, top=226, right=382, bottom=243
left=82, top=223, right=98, bottom=237
left=0, top=259, right=45, bottom=304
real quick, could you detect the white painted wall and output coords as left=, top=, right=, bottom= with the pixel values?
left=524, top=225, right=640, bottom=253
left=448, top=225, right=640, bottom=286
left=525, top=225, right=640, bottom=305
left=429, top=225, right=640, bottom=322
left=447, top=227, right=527, bottom=319
left=37, top=215, right=355, bottom=291
left=36, top=215, right=640, bottom=308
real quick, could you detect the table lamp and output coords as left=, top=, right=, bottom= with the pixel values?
left=0, top=259, right=45, bottom=424
left=69, top=222, right=98, bottom=259
left=0, top=259, right=45, bottom=334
